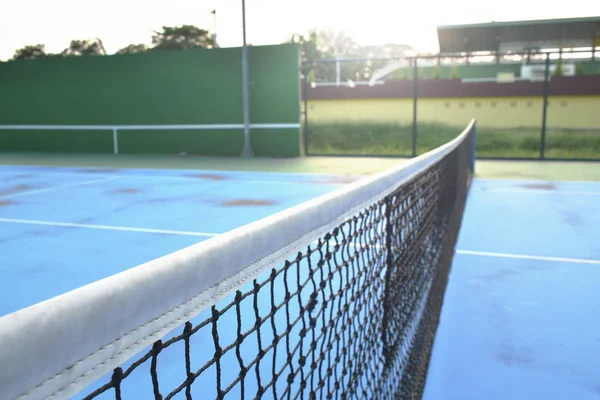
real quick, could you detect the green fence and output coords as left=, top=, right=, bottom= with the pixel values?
left=0, top=44, right=302, bottom=157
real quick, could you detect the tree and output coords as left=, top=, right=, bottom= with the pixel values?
left=116, top=44, right=148, bottom=55
left=152, top=25, right=214, bottom=51
left=62, top=39, right=106, bottom=56
left=12, top=44, right=48, bottom=61
left=290, top=30, right=326, bottom=61
left=289, top=29, right=414, bottom=84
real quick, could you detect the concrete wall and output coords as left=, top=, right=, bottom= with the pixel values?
left=307, top=96, right=600, bottom=129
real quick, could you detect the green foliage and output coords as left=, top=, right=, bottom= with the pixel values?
left=306, top=121, right=600, bottom=158
left=152, top=25, right=214, bottom=51
left=62, top=39, right=106, bottom=56
left=553, top=57, right=564, bottom=76
left=116, top=44, right=148, bottom=55
left=12, top=44, right=49, bottom=61
left=575, top=63, right=585, bottom=76
left=449, top=66, right=460, bottom=79
left=433, top=66, right=441, bottom=80
left=290, top=29, right=412, bottom=84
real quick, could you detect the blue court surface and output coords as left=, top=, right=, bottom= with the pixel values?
left=2, top=164, right=599, bottom=399
left=0, top=165, right=351, bottom=318
left=424, top=179, right=600, bottom=400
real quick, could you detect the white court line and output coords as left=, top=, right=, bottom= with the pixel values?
left=474, top=178, right=600, bottom=185
left=0, top=170, right=356, bottom=186
left=3, top=217, right=596, bottom=266
left=457, top=250, right=600, bottom=265
left=0, top=176, right=120, bottom=200
left=0, top=217, right=219, bottom=237
left=475, top=188, right=600, bottom=196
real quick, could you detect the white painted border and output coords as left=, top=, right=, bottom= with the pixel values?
left=457, top=250, right=600, bottom=265
left=0, top=218, right=218, bottom=238
left=0, top=121, right=475, bottom=400
left=474, top=188, right=600, bottom=195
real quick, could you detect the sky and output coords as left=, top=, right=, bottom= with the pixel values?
left=0, top=0, right=599, bottom=60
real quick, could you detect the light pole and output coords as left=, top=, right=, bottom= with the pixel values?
left=240, top=0, right=253, bottom=156
left=211, top=9, right=218, bottom=48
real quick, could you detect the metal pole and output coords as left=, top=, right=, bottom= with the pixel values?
left=412, top=57, right=418, bottom=157
left=303, top=65, right=309, bottom=155
left=540, top=53, right=550, bottom=160
left=240, top=0, right=253, bottom=157
left=112, top=128, right=119, bottom=155
left=211, top=9, right=218, bottom=48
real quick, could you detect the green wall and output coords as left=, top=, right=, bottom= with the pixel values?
left=0, top=43, right=301, bottom=156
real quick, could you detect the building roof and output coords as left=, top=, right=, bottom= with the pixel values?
left=437, top=16, right=600, bottom=53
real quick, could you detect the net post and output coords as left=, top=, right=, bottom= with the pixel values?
left=112, top=128, right=119, bottom=155
left=470, top=120, right=476, bottom=174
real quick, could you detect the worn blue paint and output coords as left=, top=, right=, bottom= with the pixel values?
left=424, top=179, right=600, bottom=400
left=2, top=167, right=599, bottom=399
left=0, top=166, right=345, bottom=317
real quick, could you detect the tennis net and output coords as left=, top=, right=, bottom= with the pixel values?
left=0, top=120, right=476, bottom=400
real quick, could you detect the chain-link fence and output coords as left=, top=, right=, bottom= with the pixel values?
left=302, top=49, right=600, bottom=160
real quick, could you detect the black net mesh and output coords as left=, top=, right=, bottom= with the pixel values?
left=82, top=128, right=474, bottom=400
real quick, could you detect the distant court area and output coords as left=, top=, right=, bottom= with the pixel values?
left=424, top=178, right=600, bottom=400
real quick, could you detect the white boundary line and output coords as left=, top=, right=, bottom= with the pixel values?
left=0, top=169, right=359, bottom=186
left=474, top=188, right=600, bottom=195
left=2, top=215, right=596, bottom=266
left=474, top=178, right=600, bottom=185
left=0, top=177, right=120, bottom=200
left=0, top=218, right=219, bottom=237
left=457, top=250, right=600, bottom=265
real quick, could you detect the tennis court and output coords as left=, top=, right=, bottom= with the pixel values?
left=424, top=178, right=600, bottom=400
left=0, top=165, right=353, bottom=317
left=1, top=123, right=599, bottom=400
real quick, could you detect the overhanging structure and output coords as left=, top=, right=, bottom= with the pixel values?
left=437, top=16, right=600, bottom=56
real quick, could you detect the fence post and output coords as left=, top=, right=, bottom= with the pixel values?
left=471, top=120, right=477, bottom=174
left=302, top=63, right=310, bottom=156
left=240, top=0, right=253, bottom=157
left=412, top=57, right=418, bottom=158
left=112, top=128, right=119, bottom=155
left=540, top=53, right=550, bottom=160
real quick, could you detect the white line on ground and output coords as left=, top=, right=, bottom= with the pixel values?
left=0, top=218, right=219, bottom=237
left=0, top=170, right=358, bottom=186
left=456, top=250, right=600, bottom=265
left=475, top=188, right=600, bottom=195
left=0, top=176, right=121, bottom=200
left=474, top=178, right=600, bottom=185
left=3, top=216, right=595, bottom=266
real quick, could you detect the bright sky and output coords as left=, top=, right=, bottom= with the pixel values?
left=0, top=0, right=599, bottom=60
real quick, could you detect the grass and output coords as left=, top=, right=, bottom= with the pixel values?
left=306, top=121, right=600, bottom=159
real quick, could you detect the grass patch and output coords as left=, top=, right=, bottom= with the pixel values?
left=306, top=121, right=600, bottom=159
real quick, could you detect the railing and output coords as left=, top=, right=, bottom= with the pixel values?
left=0, top=123, right=300, bottom=155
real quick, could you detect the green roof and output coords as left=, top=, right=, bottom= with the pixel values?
left=437, top=16, right=600, bottom=53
